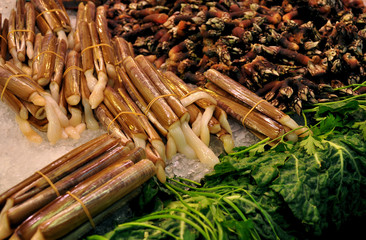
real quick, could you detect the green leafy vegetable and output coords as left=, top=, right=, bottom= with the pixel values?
left=206, top=99, right=366, bottom=238
left=353, top=121, right=366, bottom=140
left=299, top=134, right=324, bottom=155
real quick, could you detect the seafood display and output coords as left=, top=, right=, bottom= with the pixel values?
left=0, top=0, right=365, bottom=239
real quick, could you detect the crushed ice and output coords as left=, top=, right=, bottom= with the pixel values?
left=165, top=117, right=259, bottom=182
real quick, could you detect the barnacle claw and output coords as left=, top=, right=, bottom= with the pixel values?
left=293, top=97, right=302, bottom=115
left=280, top=86, right=294, bottom=98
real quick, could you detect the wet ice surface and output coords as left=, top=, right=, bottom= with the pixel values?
left=0, top=103, right=106, bottom=194
left=165, top=117, right=259, bottom=183
left=166, top=153, right=212, bottom=183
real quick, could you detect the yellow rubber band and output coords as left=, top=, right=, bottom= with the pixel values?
left=33, top=50, right=64, bottom=62
left=1, top=74, right=32, bottom=101
left=63, top=66, right=84, bottom=78
left=36, top=171, right=60, bottom=196
left=81, top=43, right=113, bottom=55
left=107, top=111, right=145, bottom=133
left=115, top=59, right=123, bottom=66
left=36, top=9, right=63, bottom=20
left=7, top=29, right=35, bottom=39
left=66, top=191, right=95, bottom=228
left=0, top=34, right=7, bottom=44
left=144, top=94, right=175, bottom=115
left=242, top=99, right=266, bottom=127
left=180, top=89, right=202, bottom=100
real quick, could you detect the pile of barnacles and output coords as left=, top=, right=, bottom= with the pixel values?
left=105, top=0, right=366, bottom=114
